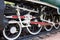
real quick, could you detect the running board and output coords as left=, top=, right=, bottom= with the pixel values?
left=25, top=0, right=58, bottom=9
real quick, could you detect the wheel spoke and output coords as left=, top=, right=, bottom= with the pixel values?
left=3, top=23, right=22, bottom=40
left=27, top=18, right=42, bottom=35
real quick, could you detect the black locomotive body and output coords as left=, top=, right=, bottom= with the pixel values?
left=3, top=0, right=60, bottom=40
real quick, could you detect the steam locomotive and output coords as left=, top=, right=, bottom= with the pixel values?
left=3, top=0, right=60, bottom=40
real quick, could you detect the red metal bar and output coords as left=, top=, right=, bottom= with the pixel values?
left=12, top=15, right=34, bottom=19
left=12, top=15, right=25, bottom=19
left=30, top=21, right=52, bottom=26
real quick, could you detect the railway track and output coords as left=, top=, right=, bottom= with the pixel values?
left=16, top=28, right=60, bottom=40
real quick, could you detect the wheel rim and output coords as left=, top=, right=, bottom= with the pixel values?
left=54, top=24, right=59, bottom=29
left=53, top=16, right=59, bottom=29
left=43, top=14, right=53, bottom=31
left=27, top=19, right=42, bottom=35
left=44, top=25, right=53, bottom=31
left=3, top=23, right=22, bottom=40
left=44, top=18, right=53, bottom=31
left=54, top=22, right=59, bottom=29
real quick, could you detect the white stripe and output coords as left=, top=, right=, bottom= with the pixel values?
left=8, top=20, right=19, bottom=24
left=5, top=16, right=12, bottom=18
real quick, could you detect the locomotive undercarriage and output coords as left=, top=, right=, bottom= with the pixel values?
left=3, top=1, right=60, bottom=40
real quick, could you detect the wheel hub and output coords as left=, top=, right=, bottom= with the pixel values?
left=10, top=27, right=17, bottom=34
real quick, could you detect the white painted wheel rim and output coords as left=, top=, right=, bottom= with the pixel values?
left=27, top=19, right=42, bottom=35
left=54, top=19, right=59, bottom=29
left=3, top=23, right=22, bottom=40
left=44, top=25, right=53, bottom=31
left=54, top=24, right=59, bottom=29
left=27, top=25, right=42, bottom=35
left=43, top=13, right=53, bottom=31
